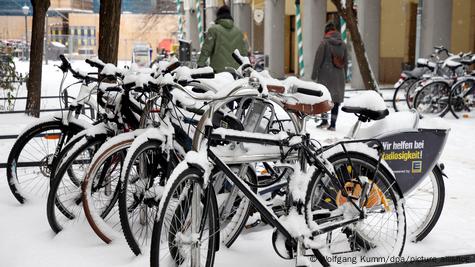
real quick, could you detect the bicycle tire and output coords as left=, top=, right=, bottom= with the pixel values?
left=413, top=81, right=451, bottom=114
left=7, top=119, right=85, bottom=204
left=393, top=78, right=416, bottom=112
left=150, top=167, right=218, bottom=267
left=305, top=152, right=406, bottom=259
left=119, top=139, right=170, bottom=255
left=214, top=165, right=257, bottom=248
left=407, top=165, right=445, bottom=242
left=82, top=134, right=135, bottom=244
left=447, top=79, right=475, bottom=119
left=405, top=79, right=421, bottom=109
left=47, top=135, right=106, bottom=233
left=119, top=137, right=255, bottom=255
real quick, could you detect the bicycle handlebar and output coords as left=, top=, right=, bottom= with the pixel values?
left=232, top=49, right=252, bottom=75
left=59, top=54, right=98, bottom=83
left=295, top=88, right=323, bottom=97
left=165, top=61, right=181, bottom=73
left=232, top=52, right=243, bottom=65
left=85, top=58, right=105, bottom=71
left=190, top=72, right=215, bottom=79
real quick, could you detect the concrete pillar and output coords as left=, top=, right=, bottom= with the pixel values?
left=351, top=0, right=380, bottom=89
left=233, top=0, right=252, bottom=49
left=302, top=0, right=326, bottom=80
left=264, top=0, right=285, bottom=78
left=205, top=0, right=218, bottom=31
left=184, top=0, right=200, bottom=51
left=420, top=0, right=452, bottom=58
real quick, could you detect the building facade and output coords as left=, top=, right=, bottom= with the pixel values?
left=0, top=0, right=177, bottom=60
left=183, top=0, right=475, bottom=84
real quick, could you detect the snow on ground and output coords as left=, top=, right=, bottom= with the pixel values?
left=1, top=61, right=475, bottom=266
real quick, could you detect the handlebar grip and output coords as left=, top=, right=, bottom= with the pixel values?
left=85, top=58, right=104, bottom=71
left=232, top=51, right=243, bottom=65
left=296, top=88, right=323, bottom=97
left=105, top=86, right=122, bottom=92
left=59, top=54, right=69, bottom=65
left=58, top=54, right=70, bottom=72
left=123, top=81, right=136, bottom=90
left=190, top=72, right=215, bottom=79
left=165, top=61, right=181, bottom=73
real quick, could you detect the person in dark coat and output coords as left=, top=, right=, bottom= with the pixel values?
left=312, top=21, right=348, bottom=131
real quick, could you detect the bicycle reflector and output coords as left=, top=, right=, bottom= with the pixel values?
left=43, top=134, right=61, bottom=140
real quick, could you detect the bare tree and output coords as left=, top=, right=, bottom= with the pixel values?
left=98, top=0, right=122, bottom=64
left=25, top=0, right=50, bottom=117
left=331, top=0, right=379, bottom=91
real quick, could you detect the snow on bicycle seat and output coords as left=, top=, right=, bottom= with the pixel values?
left=403, top=66, right=427, bottom=78
left=355, top=110, right=419, bottom=139
left=342, top=91, right=389, bottom=121
left=461, top=55, right=475, bottom=66
left=264, top=75, right=333, bottom=115
left=416, top=58, right=430, bottom=68
left=444, top=57, right=462, bottom=70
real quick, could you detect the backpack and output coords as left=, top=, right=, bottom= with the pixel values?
left=328, top=43, right=345, bottom=69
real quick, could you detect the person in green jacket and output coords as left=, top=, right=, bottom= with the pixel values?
left=197, top=5, right=248, bottom=73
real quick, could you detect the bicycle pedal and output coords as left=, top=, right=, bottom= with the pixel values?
left=245, top=219, right=261, bottom=229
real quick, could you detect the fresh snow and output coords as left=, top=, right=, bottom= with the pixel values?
left=1, top=60, right=475, bottom=266
left=344, top=90, right=387, bottom=112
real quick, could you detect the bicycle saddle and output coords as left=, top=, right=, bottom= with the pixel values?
left=443, top=56, right=462, bottom=70
left=277, top=76, right=334, bottom=115
left=403, top=67, right=427, bottom=78
left=461, top=55, right=475, bottom=66
left=342, top=91, right=389, bottom=121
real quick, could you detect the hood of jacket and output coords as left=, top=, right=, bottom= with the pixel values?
left=324, top=31, right=343, bottom=46
left=216, top=19, right=234, bottom=29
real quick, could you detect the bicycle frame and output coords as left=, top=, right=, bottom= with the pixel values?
left=199, top=127, right=386, bottom=266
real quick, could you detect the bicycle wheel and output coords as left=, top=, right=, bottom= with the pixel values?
left=119, top=139, right=173, bottom=255
left=47, top=136, right=106, bottom=233
left=405, top=80, right=420, bottom=110
left=305, top=152, right=406, bottom=260
left=82, top=133, right=136, bottom=244
left=413, top=81, right=450, bottom=114
left=393, top=78, right=416, bottom=112
left=150, top=167, right=218, bottom=267
left=448, top=79, right=475, bottom=118
left=212, top=165, right=256, bottom=248
left=7, top=119, right=85, bottom=204
left=405, top=165, right=445, bottom=242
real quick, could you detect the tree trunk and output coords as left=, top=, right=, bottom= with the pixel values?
left=331, top=0, right=379, bottom=92
left=98, top=0, right=122, bottom=64
left=26, top=0, right=50, bottom=118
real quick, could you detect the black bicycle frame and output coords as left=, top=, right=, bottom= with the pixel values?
left=205, top=130, right=385, bottom=266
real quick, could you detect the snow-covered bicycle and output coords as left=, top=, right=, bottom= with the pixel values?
left=46, top=56, right=157, bottom=233
left=150, top=67, right=406, bottom=266
left=6, top=55, right=105, bottom=204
